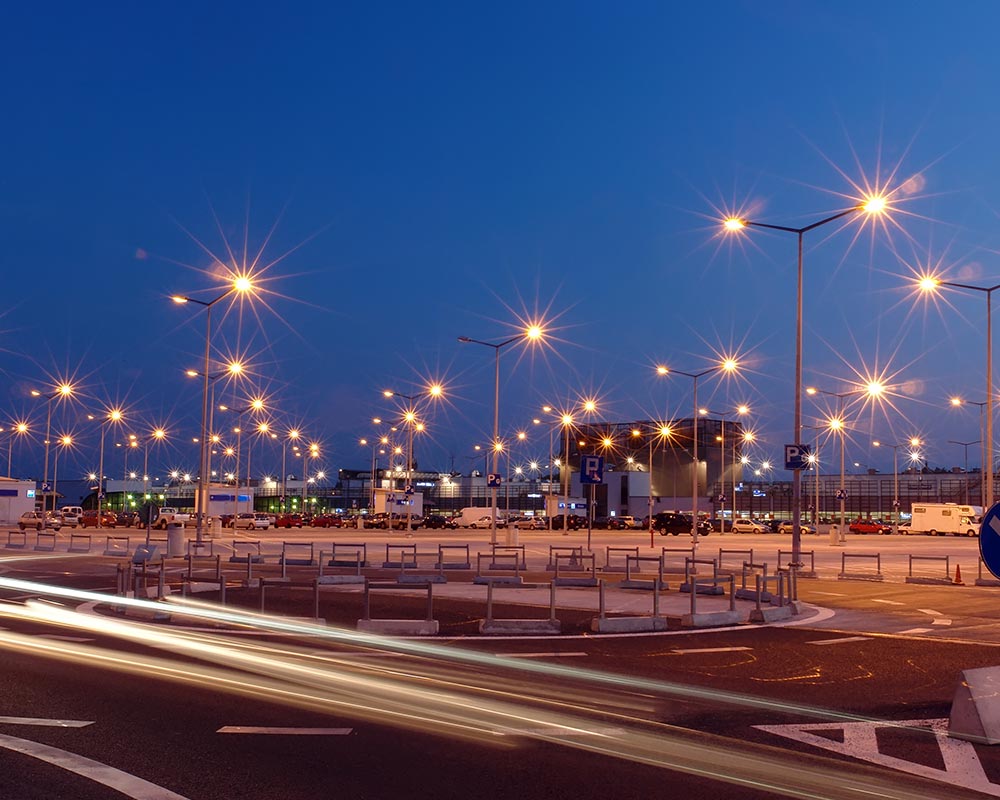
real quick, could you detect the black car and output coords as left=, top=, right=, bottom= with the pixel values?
left=595, top=516, right=627, bottom=530
left=422, top=514, right=458, bottom=530
left=652, top=512, right=711, bottom=537
left=551, top=514, right=587, bottom=531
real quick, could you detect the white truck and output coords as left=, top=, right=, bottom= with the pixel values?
left=908, top=503, right=981, bottom=537
left=154, top=507, right=192, bottom=530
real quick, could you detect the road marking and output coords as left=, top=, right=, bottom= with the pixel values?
left=917, top=608, right=943, bottom=616
left=807, top=636, right=870, bottom=646
left=500, top=652, right=588, bottom=659
left=809, top=591, right=846, bottom=596
left=217, top=726, right=353, bottom=735
left=756, top=718, right=999, bottom=796
left=898, top=628, right=933, bottom=635
left=871, top=599, right=905, bottom=606
left=671, top=647, right=752, bottom=654
left=932, top=618, right=953, bottom=626
left=0, top=716, right=93, bottom=727
left=0, top=733, right=189, bottom=799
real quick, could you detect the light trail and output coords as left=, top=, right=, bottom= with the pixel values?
left=0, top=598, right=969, bottom=800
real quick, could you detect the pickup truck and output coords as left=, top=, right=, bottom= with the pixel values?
left=848, top=519, right=891, bottom=535
left=154, top=507, right=191, bottom=529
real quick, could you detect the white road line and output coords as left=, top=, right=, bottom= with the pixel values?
left=898, top=628, right=934, bottom=635
left=917, top=608, right=943, bottom=616
left=500, top=652, right=588, bottom=659
left=932, top=618, right=953, bottom=626
left=810, top=591, right=847, bottom=596
left=807, top=636, right=870, bottom=646
left=0, top=733, right=189, bottom=799
left=671, top=647, right=752, bottom=654
left=0, top=716, right=93, bottom=727
left=217, top=726, right=353, bottom=735
left=871, top=599, right=905, bottom=606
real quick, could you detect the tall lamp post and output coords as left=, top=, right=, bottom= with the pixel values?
left=949, top=439, right=980, bottom=505
left=950, top=397, right=988, bottom=508
left=171, top=274, right=254, bottom=544
left=30, top=383, right=74, bottom=513
left=459, top=327, right=544, bottom=544
left=52, top=435, right=72, bottom=514
left=699, top=404, right=750, bottom=529
left=723, top=196, right=888, bottom=568
left=631, top=422, right=674, bottom=547
left=89, top=408, right=124, bottom=529
left=806, top=382, right=884, bottom=533
left=918, top=277, right=998, bottom=511
left=657, top=361, right=738, bottom=544
left=5, top=422, right=29, bottom=478
left=873, top=437, right=922, bottom=534
left=382, top=385, right=443, bottom=535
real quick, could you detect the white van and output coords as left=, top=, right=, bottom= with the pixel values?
left=456, top=507, right=497, bottom=528
left=60, top=506, right=83, bottom=528
left=908, top=503, right=981, bottom=537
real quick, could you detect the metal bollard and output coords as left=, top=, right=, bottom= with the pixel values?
left=729, top=575, right=736, bottom=612
left=549, top=582, right=557, bottom=623
left=777, top=573, right=785, bottom=607
left=690, top=577, right=697, bottom=614
left=314, top=579, right=320, bottom=619
left=653, top=579, right=660, bottom=617
left=485, top=581, right=494, bottom=624
left=260, top=580, right=266, bottom=612
left=598, top=581, right=606, bottom=619
left=755, top=574, right=763, bottom=612
left=157, top=562, right=165, bottom=599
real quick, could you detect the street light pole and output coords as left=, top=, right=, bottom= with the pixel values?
left=725, top=197, right=887, bottom=570
left=874, top=438, right=920, bottom=534
left=949, top=439, right=979, bottom=504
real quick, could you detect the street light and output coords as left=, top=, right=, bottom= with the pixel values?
left=171, top=274, right=255, bottom=542
left=52, top=434, right=72, bottom=514
left=4, top=422, right=29, bottom=478
left=919, top=277, right=998, bottom=511
left=459, top=327, right=545, bottom=543
left=948, top=439, right=980, bottom=505
left=873, top=437, right=921, bottom=534
left=631, top=422, right=674, bottom=546
left=88, top=407, right=124, bottom=529
left=806, top=382, right=884, bottom=533
left=382, top=385, right=443, bottom=535
left=281, top=428, right=301, bottom=512
left=724, top=197, right=889, bottom=568
left=657, top=361, right=738, bottom=544
left=949, top=396, right=988, bottom=508
left=30, top=382, right=74, bottom=513
left=699, top=404, right=750, bottom=530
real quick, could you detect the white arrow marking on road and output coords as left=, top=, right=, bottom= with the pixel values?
left=0, top=716, right=93, bottom=727
left=917, top=609, right=943, bottom=616
left=898, top=628, right=933, bottom=635
left=931, top=618, right=953, bottom=625
left=217, top=727, right=353, bottom=735
left=0, top=733, right=189, bottom=799
left=755, top=718, right=999, bottom=796
left=872, top=599, right=905, bottom=606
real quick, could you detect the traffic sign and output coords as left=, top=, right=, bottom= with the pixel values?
left=835, top=489, right=848, bottom=501
left=138, top=501, right=159, bottom=526
left=487, top=473, right=503, bottom=488
left=404, top=484, right=414, bottom=495
left=716, top=495, right=726, bottom=504
left=980, top=503, right=1000, bottom=579
left=784, top=444, right=811, bottom=470
left=41, top=483, right=50, bottom=492
left=579, top=455, right=604, bottom=485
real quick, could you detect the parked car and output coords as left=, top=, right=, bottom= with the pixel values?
left=274, top=513, right=303, bottom=529
left=776, top=521, right=816, bottom=535
left=19, top=511, right=58, bottom=531
left=617, top=515, right=639, bottom=529
left=653, top=512, right=711, bottom=537
left=422, top=514, right=458, bottom=530
left=79, top=510, right=117, bottom=528
left=311, top=514, right=343, bottom=528
left=551, top=514, right=587, bottom=531
left=514, top=516, right=546, bottom=530
left=468, top=516, right=497, bottom=529
left=232, top=512, right=271, bottom=530
left=116, top=511, right=139, bottom=527
left=59, top=506, right=82, bottom=528
left=731, top=518, right=766, bottom=534
left=848, top=518, right=892, bottom=535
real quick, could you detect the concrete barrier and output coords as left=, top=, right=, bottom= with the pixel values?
left=681, top=575, right=741, bottom=628
left=490, top=544, right=526, bottom=570
left=103, top=535, right=130, bottom=557
left=474, top=551, right=523, bottom=585
left=546, top=545, right=582, bottom=571
left=905, top=554, right=953, bottom=585
left=618, top=555, right=669, bottom=591
left=435, top=544, right=471, bottom=570
left=778, top=548, right=817, bottom=578
left=382, top=543, right=417, bottom=569
left=680, top=557, right=724, bottom=595
left=328, top=543, right=369, bottom=568
left=837, top=552, right=884, bottom=581
left=591, top=580, right=668, bottom=633
left=280, top=541, right=316, bottom=568
left=230, top=540, right=263, bottom=564
left=603, top=546, right=640, bottom=572
left=736, top=561, right=772, bottom=602
left=976, top=558, right=1000, bottom=587
left=5, top=531, right=26, bottom=549
left=34, top=531, right=56, bottom=552
left=358, top=579, right=438, bottom=635
left=479, top=581, right=560, bottom=635
left=68, top=533, right=92, bottom=553
left=553, top=552, right=598, bottom=586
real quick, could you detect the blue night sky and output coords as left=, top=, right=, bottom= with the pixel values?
left=3, top=1, right=1000, bottom=482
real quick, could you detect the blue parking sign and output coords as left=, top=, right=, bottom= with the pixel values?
left=580, top=455, right=604, bottom=485
left=784, top=444, right=811, bottom=470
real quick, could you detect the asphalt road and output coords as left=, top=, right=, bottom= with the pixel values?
left=1, top=535, right=1000, bottom=798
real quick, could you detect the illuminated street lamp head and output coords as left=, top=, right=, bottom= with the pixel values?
left=866, top=381, right=885, bottom=397
left=910, top=437, right=921, bottom=447
left=806, top=387, right=817, bottom=395
left=873, top=440, right=882, bottom=448
left=723, top=217, right=746, bottom=232
left=154, top=428, right=166, bottom=439
left=250, top=398, right=264, bottom=411
left=583, top=400, right=597, bottom=413
left=428, top=383, right=443, bottom=397
left=258, top=422, right=269, bottom=434
left=493, top=441, right=504, bottom=453
left=404, top=410, right=417, bottom=424
left=108, top=409, right=123, bottom=423
left=517, top=431, right=527, bottom=441
left=383, top=390, right=394, bottom=398
left=660, top=425, right=672, bottom=437
left=232, top=275, right=253, bottom=293
left=227, top=362, right=243, bottom=375
left=950, top=397, right=963, bottom=407
left=743, top=431, right=754, bottom=443
left=656, top=365, right=669, bottom=376
left=185, top=369, right=198, bottom=378
left=225, top=447, right=235, bottom=457
left=58, top=384, right=73, bottom=397
left=828, top=418, right=844, bottom=431
left=601, top=437, right=613, bottom=448
left=737, top=404, right=750, bottom=415
left=289, top=429, right=300, bottom=440
left=60, top=435, right=72, bottom=446
left=561, top=414, right=573, bottom=426
left=699, top=408, right=708, bottom=416
left=171, top=295, right=188, bottom=304
left=525, top=324, right=543, bottom=341
left=861, top=194, right=888, bottom=214
left=415, top=423, right=425, bottom=432
left=918, top=275, right=940, bottom=292
left=16, top=423, right=28, bottom=434
left=721, top=358, right=738, bottom=372
left=761, top=461, right=771, bottom=470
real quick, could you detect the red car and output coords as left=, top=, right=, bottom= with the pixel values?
left=79, top=510, right=118, bottom=528
left=848, top=518, right=891, bottom=535
left=274, top=513, right=303, bottom=529
left=311, top=514, right=343, bottom=528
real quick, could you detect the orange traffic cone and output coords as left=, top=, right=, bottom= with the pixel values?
left=955, top=563, right=964, bottom=586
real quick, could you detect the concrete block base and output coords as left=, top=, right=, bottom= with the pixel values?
left=590, top=616, right=668, bottom=633
left=473, top=576, right=523, bottom=586
left=837, top=573, right=884, bottom=581
left=316, top=575, right=365, bottom=585
left=976, top=578, right=1000, bottom=587
left=950, top=665, right=1000, bottom=744
left=397, top=573, right=446, bottom=584
left=749, top=605, right=793, bottom=623
left=735, top=588, right=772, bottom=603
left=617, top=579, right=670, bottom=591
left=357, top=619, right=439, bottom=636
left=553, top=577, right=599, bottom=587
left=479, top=619, right=561, bottom=635
left=680, top=610, right=742, bottom=628
left=679, top=583, right=725, bottom=595
left=905, top=576, right=954, bottom=585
